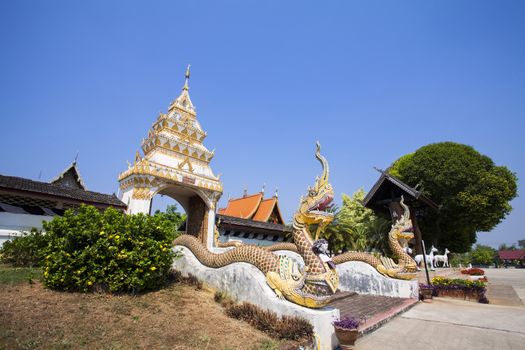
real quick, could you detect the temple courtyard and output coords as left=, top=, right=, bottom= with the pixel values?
left=1, top=266, right=524, bottom=349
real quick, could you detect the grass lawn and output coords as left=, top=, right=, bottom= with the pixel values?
left=0, top=264, right=41, bottom=285
left=0, top=265, right=292, bottom=350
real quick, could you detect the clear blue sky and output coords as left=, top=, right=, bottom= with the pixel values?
left=1, top=1, right=523, bottom=249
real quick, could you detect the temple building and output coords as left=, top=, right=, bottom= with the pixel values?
left=215, top=189, right=291, bottom=246
left=118, top=66, right=222, bottom=247
left=0, top=161, right=125, bottom=246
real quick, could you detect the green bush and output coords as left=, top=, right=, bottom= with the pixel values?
left=41, top=205, right=180, bottom=293
left=0, top=229, right=48, bottom=267
left=449, top=252, right=471, bottom=268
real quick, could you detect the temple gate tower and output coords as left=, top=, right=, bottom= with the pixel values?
left=119, top=66, right=222, bottom=247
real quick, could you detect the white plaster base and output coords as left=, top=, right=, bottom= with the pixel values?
left=172, top=246, right=340, bottom=350
left=271, top=250, right=418, bottom=299
left=336, top=261, right=419, bottom=299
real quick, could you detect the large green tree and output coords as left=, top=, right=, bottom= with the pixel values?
left=390, top=142, right=517, bottom=253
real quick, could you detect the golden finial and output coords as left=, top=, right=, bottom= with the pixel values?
left=183, top=64, right=191, bottom=91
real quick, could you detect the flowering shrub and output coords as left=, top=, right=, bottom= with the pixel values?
left=41, top=205, right=180, bottom=293
left=461, top=268, right=485, bottom=276
left=332, top=316, right=363, bottom=330
left=431, top=276, right=488, bottom=303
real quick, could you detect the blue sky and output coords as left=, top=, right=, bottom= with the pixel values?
left=1, top=1, right=523, bottom=249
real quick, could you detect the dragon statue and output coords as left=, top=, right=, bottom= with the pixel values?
left=331, top=196, right=418, bottom=280
left=174, top=143, right=417, bottom=309
left=174, top=142, right=339, bottom=308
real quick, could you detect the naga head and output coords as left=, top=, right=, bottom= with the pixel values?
left=297, top=142, right=335, bottom=227
left=392, top=196, right=414, bottom=241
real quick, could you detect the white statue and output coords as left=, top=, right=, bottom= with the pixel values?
left=414, top=245, right=438, bottom=271
left=434, top=248, right=450, bottom=268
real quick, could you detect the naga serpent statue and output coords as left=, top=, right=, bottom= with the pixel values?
left=331, top=196, right=418, bottom=280
left=174, top=143, right=417, bottom=309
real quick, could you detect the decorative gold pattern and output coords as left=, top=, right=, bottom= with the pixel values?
left=131, top=187, right=154, bottom=200
left=178, top=157, right=194, bottom=173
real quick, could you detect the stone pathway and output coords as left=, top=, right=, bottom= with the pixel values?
left=356, top=297, right=525, bottom=350
left=329, top=294, right=418, bottom=334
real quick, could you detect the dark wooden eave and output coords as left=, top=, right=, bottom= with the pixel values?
left=363, top=168, right=439, bottom=213
left=0, top=174, right=126, bottom=209
left=217, top=214, right=291, bottom=236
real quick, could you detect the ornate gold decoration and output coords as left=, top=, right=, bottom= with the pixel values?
left=131, top=187, right=154, bottom=200
left=178, top=157, right=194, bottom=172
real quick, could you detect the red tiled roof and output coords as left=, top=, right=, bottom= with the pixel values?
left=253, top=198, right=278, bottom=222
left=218, top=193, right=284, bottom=223
left=498, top=250, right=525, bottom=260
left=217, top=193, right=263, bottom=219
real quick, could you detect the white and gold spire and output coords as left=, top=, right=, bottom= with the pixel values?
left=169, top=64, right=195, bottom=116
left=119, top=67, right=223, bottom=207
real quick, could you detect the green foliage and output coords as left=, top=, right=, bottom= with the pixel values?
left=0, top=229, right=48, bottom=267
left=153, top=204, right=186, bottom=234
left=470, top=245, right=497, bottom=266
left=0, top=265, right=41, bottom=285
left=321, top=189, right=391, bottom=254
left=390, top=142, right=518, bottom=253
left=41, top=205, right=180, bottom=293
left=449, top=252, right=471, bottom=268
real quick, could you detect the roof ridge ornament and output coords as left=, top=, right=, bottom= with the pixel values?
left=183, top=64, right=190, bottom=91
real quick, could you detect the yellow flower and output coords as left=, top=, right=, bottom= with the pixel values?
left=87, top=281, right=93, bottom=286
left=99, top=231, right=105, bottom=236
left=115, top=235, right=120, bottom=240
left=150, top=266, right=157, bottom=271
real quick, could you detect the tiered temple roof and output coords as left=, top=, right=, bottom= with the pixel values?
left=218, top=192, right=284, bottom=224
left=216, top=190, right=289, bottom=246
left=118, top=66, right=222, bottom=197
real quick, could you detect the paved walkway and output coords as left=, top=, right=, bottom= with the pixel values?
left=356, top=297, right=525, bottom=350
left=484, top=268, right=525, bottom=306
left=354, top=269, right=525, bottom=350
left=329, top=294, right=417, bottom=334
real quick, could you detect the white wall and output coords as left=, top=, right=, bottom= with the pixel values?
left=0, top=212, right=53, bottom=247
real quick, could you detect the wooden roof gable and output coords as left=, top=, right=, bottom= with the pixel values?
left=50, top=161, right=86, bottom=190
left=363, top=168, right=439, bottom=212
